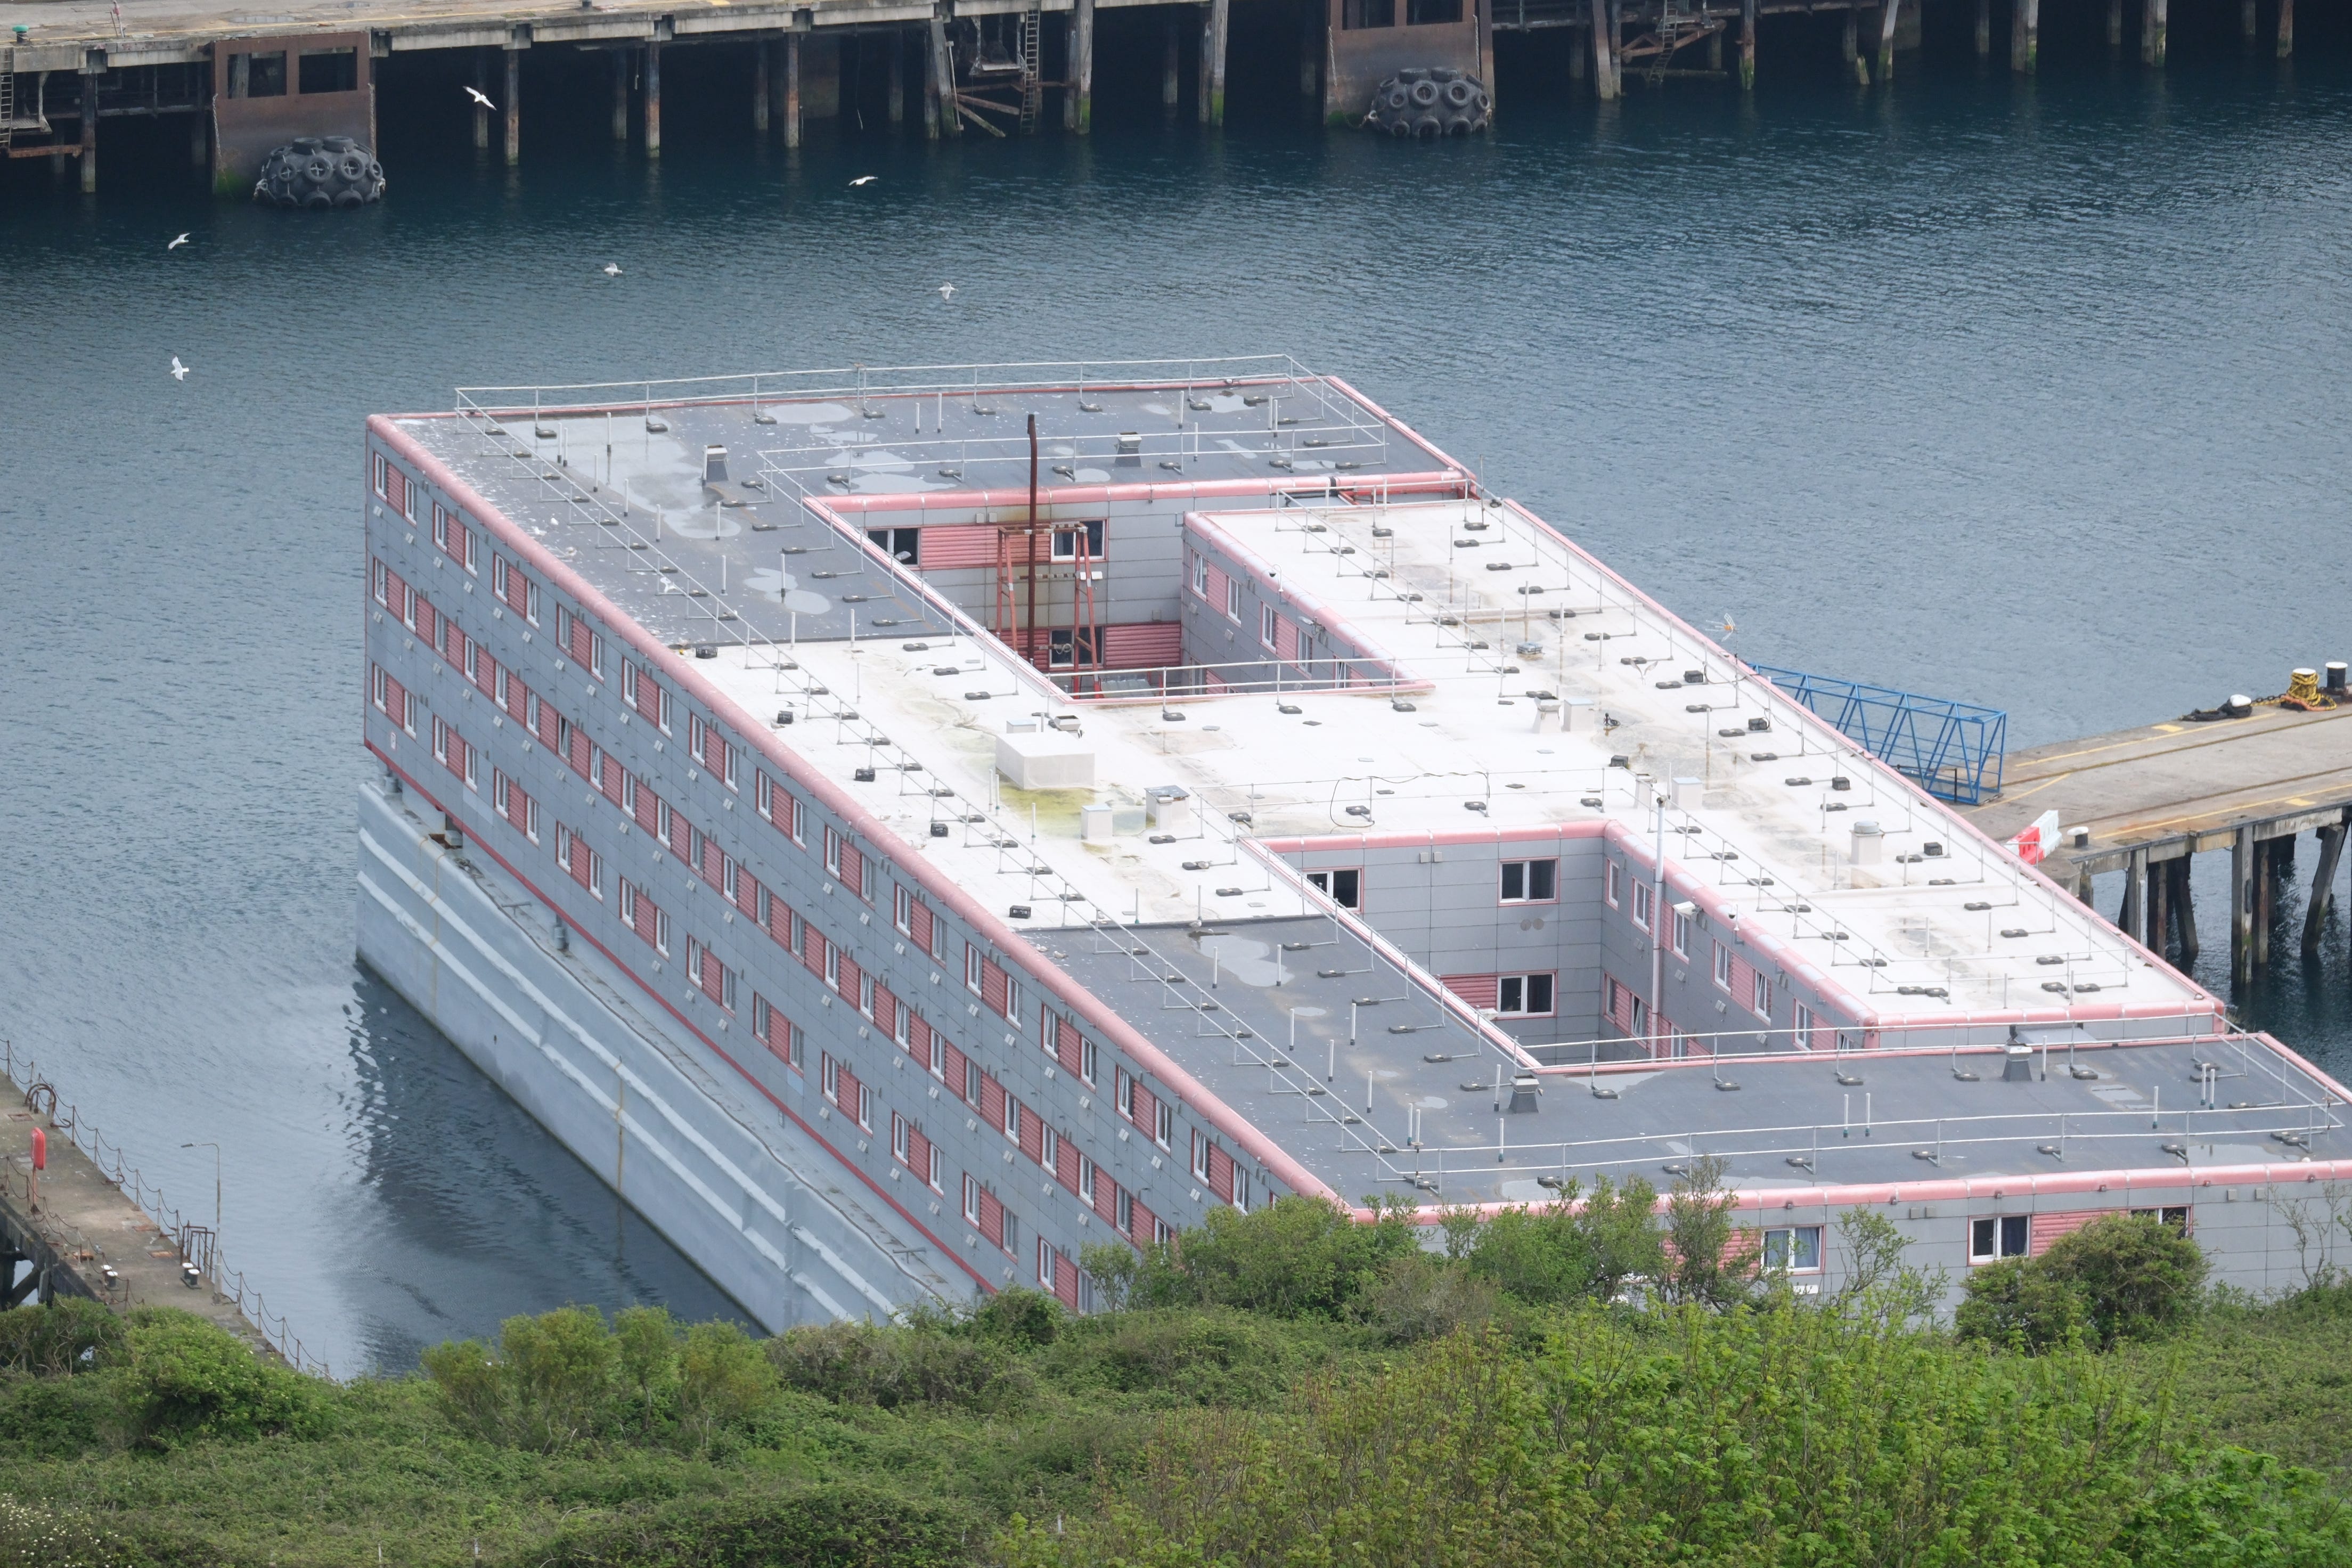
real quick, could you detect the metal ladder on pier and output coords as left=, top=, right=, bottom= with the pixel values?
left=2, top=50, right=15, bottom=152
left=1016, top=1, right=1042, bottom=133
left=1647, top=0, right=1687, bottom=80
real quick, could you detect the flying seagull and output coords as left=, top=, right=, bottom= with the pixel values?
left=849, top=175, right=878, bottom=187
left=464, top=84, right=496, bottom=111
left=169, top=356, right=190, bottom=381
left=936, top=282, right=955, bottom=301
left=602, top=262, right=624, bottom=277
left=167, top=233, right=191, bottom=250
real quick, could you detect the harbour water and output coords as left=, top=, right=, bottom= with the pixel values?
left=3, top=35, right=2349, bottom=1370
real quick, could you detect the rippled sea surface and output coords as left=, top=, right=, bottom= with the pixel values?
left=3, top=21, right=2348, bottom=1369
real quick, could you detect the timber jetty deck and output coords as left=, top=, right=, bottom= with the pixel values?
left=1967, top=698, right=2352, bottom=984
left=0, top=1050, right=298, bottom=1369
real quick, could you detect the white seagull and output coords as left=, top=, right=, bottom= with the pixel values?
left=169, top=356, right=190, bottom=381
left=602, top=262, right=624, bottom=277
left=167, top=232, right=191, bottom=250
left=464, top=84, right=496, bottom=111
left=936, top=282, right=955, bottom=301
left=848, top=175, right=878, bottom=187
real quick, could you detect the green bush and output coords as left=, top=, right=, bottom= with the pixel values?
left=1959, top=1214, right=2209, bottom=1352
left=1120, top=1195, right=1423, bottom=1319
left=0, top=1300, right=124, bottom=1377
left=765, top=1319, right=1023, bottom=1411
left=536, top=1483, right=984, bottom=1568
left=115, top=1310, right=317, bottom=1447
left=0, top=1494, right=123, bottom=1568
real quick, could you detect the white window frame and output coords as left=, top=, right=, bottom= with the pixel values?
left=1604, top=861, right=1621, bottom=907
left=1190, top=552, right=1208, bottom=596
left=1763, top=1225, right=1823, bottom=1273
left=1306, top=868, right=1362, bottom=910
left=1499, top=858, right=1558, bottom=904
left=1751, top=970, right=1771, bottom=1021
left=1714, top=943, right=1733, bottom=990
left=1224, top=577, right=1242, bottom=622
left=1190, top=1129, right=1211, bottom=1184
left=1496, top=972, right=1556, bottom=1017
left=1039, top=1122, right=1059, bottom=1173
left=1794, top=1002, right=1815, bottom=1050
left=1970, top=1214, right=2030, bottom=1264
left=1672, top=909, right=1692, bottom=958
left=1632, top=883, right=1654, bottom=932
left=1261, top=604, right=1280, bottom=652
left=966, top=944, right=985, bottom=995
left=1002, top=1090, right=1022, bottom=1142
left=1038, top=1237, right=1057, bottom=1290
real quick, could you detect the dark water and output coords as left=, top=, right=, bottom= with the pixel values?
left=4, top=21, right=2349, bottom=1371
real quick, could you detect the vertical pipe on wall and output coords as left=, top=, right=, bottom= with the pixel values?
left=1206, top=0, right=1230, bottom=126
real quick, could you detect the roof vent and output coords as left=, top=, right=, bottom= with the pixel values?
left=704, top=445, right=728, bottom=484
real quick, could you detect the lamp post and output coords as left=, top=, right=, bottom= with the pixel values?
left=180, top=1141, right=220, bottom=1238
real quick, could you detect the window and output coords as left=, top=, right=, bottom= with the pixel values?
left=1604, top=861, right=1621, bottom=907
left=1049, top=520, right=1104, bottom=561
left=1632, top=883, right=1654, bottom=932
left=1497, top=973, right=1556, bottom=1017
left=493, top=770, right=538, bottom=843
left=1233, top=1169, right=1251, bottom=1213
left=754, top=995, right=801, bottom=1069
left=1762, top=1226, right=1823, bottom=1272
left=866, top=526, right=920, bottom=565
left=431, top=502, right=475, bottom=570
left=962, top=1174, right=982, bottom=1226
left=1117, top=1187, right=1134, bottom=1234
left=892, top=1111, right=911, bottom=1164
left=1261, top=604, right=1280, bottom=651
left=1500, top=858, right=1558, bottom=903
left=1306, top=868, right=1362, bottom=910
left=1002, top=1091, right=1022, bottom=1142
left=822, top=1051, right=839, bottom=1104
left=1672, top=908, right=1692, bottom=958
left=370, top=665, right=412, bottom=735
left=1115, top=1067, right=1134, bottom=1122
left=1406, top=0, right=1460, bottom=20
left=687, top=936, right=736, bottom=1012
left=894, top=885, right=913, bottom=935
left=1793, top=1003, right=1815, bottom=1051
left=432, top=718, right=478, bottom=791
left=1970, top=1215, right=2030, bottom=1264
left=619, top=880, right=668, bottom=956
left=1046, top=626, right=1102, bottom=669
left=1713, top=943, right=1733, bottom=990
left=966, top=944, right=985, bottom=994
left=1080, top=1036, right=1098, bottom=1087
left=2129, top=1206, right=2192, bottom=1235
left=1155, top=1099, right=1173, bottom=1149
left=1037, top=1238, right=1058, bottom=1291
left=1039, top=1122, right=1059, bottom=1172
left=1751, top=970, right=1772, bottom=1020
left=757, top=772, right=805, bottom=843
left=1224, top=577, right=1242, bottom=621
left=1078, top=1154, right=1097, bottom=1204
left=1191, top=1130, right=1211, bottom=1183
left=1342, top=0, right=1395, bottom=24
left=227, top=50, right=287, bottom=97
left=963, top=1056, right=982, bottom=1106
left=556, top=824, right=603, bottom=898
left=297, top=46, right=357, bottom=93
left=624, top=663, right=671, bottom=733
left=1190, top=552, right=1208, bottom=596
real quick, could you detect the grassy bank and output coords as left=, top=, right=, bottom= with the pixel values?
left=1, top=1191, right=2347, bottom=1566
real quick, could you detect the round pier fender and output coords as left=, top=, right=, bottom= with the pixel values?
left=1362, top=69, right=1493, bottom=137
left=252, top=135, right=388, bottom=209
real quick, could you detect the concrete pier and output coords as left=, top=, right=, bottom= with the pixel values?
left=0, top=1054, right=285, bottom=1365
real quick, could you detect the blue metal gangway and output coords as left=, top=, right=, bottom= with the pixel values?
left=1750, top=666, right=2007, bottom=805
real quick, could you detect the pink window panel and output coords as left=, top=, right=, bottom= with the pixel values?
left=977, top=1187, right=1006, bottom=1248
left=1129, top=1080, right=1157, bottom=1135
left=565, top=830, right=595, bottom=892
left=536, top=700, right=560, bottom=751
left=1202, top=563, right=1230, bottom=607
left=2029, top=1212, right=2105, bottom=1255
left=802, top=927, right=828, bottom=979
left=413, top=596, right=438, bottom=647
left=633, top=665, right=665, bottom=718
left=473, top=651, right=498, bottom=701
left=568, top=728, right=592, bottom=779
left=666, top=810, right=693, bottom=864
left=1100, top=623, right=1183, bottom=669
left=501, top=558, right=531, bottom=616
left=631, top=887, right=662, bottom=946
left=837, top=951, right=862, bottom=1002
left=698, top=836, right=723, bottom=891
left=1052, top=1252, right=1080, bottom=1311
left=755, top=995, right=795, bottom=1065
left=1441, top=974, right=1500, bottom=1010
left=502, top=672, right=529, bottom=725
left=1055, top=1137, right=1080, bottom=1195
left=698, top=945, right=728, bottom=1008
left=1127, top=1195, right=1156, bottom=1242
left=599, top=754, right=625, bottom=807
left=907, top=1127, right=935, bottom=1186
left=912, top=524, right=1000, bottom=570
left=1055, top=1017, right=1084, bottom=1075
left=1017, top=1105, right=1043, bottom=1166
left=1206, top=1143, right=1235, bottom=1203
left=380, top=673, right=409, bottom=730
left=385, top=463, right=408, bottom=518
left=837, top=1063, right=864, bottom=1126
left=766, top=895, right=795, bottom=951
left=442, top=619, right=466, bottom=669
left=978, top=1074, right=1005, bottom=1130
left=1273, top=616, right=1299, bottom=662
left=735, top=868, right=763, bottom=921
left=568, top=614, right=595, bottom=669
left=981, top=960, right=1010, bottom=1019
left=873, top=985, right=899, bottom=1040
left=1606, top=977, right=1635, bottom=1033
left=944, top=1042, right=971, bottom=1099
left=838, top=841, right=864, bottom=899
left=633, top=781, right=662, bottom=836
left=909, top=900, right=936, bottom=957
left=1729, top=954, right=1760, bottom=1005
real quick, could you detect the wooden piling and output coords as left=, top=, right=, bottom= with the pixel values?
left=1300, top=3, right=1320, bottom=99
left=2173, top=857, right=2199, bottom=962
left=191, top=105, right=208, bottom=169
left=929, top=17, right=959, bottom=136
left=1876, top=0, right=1897, bottom=82
left=2254, top=836, right=2275, bottom=969
left=1738, top=0, right=1755, bottom=90
left=2107, top=0, right=2122, bottom=48
left=1206, top=0, right=1229, bottom=126
left=2147, top=853, right=2170, bottom=958
left=888, top=30, right=904, bottom=122
left=755, top=39, right=771, bottom=134
left=1706, top=28, right=1722, bottom=69
left=78, top=69, right=96, bottom=192
left=1594, top=0, right=1620, bottom=99
left=2123, top=846, right=2148, bottom=944
left=611, top=48, right=628, bottom=142
left=2240, top=0, right=2256, bottom=46
left=2011, top=0, right=2036, bottom=72
left=1163, top=14, right=1180, bottom=111
left=922, top=21, right=941, bottom=136
left=644, top=41, right=662, bottom=155
left=2231, top=826, right=2255, bottom=982
left=784, top=32, right=801, bottom=148
left=504, top=46, right=521, bottom=165
left=1974, top=0, right=1989, bottom=57
left=2277, top=0, right=2293, bottom=55
left=477, top=50, right=494, bottom=149
left=1076, top=0, right=1095, bottom=132
left=2141, top=0, right=2165, bottom=66
left=2302, top=822, right=2343, bottom=956
left=1842, top=10, right=1864, bottom=83
left=1570, top=20, right=1588, bottom=78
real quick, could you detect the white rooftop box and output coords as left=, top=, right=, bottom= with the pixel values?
left=997, top=731, right=1096, bottom=790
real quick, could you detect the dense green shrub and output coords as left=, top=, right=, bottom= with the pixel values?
left=0, top=1495, right=122, bottom=1568
left=1107, top=1195, right=1424, bottom=1319
left=536, top=1484, right=986, bottom=1568
left=0, top=1300, right=124, bottom=1377
left=765, top=1318, right=1024, bottom=1412
left=116, top=1309, right=318, bottom=1447
left=1959, top=1214, right=2209, bottom=1351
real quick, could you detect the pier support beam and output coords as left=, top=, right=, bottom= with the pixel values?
left=2302, top=821, right=2343, bottom=956
left=2173, top=857, right=2199, bottom=962
left=191, top=105, right=209, bottom=169
left=2141, top=0, right=2165, bottom=66
left=2108, top=0, right=2123, bottom=49
left=2255, top=837, right=2277, bottom=968
left=2148, top=853, right=2170, bottom=958
left=1738, top=0, right=1755, bottom=90
left=922, top=21, right=940, bottom=135
left=930, top=17, right=960, bottom=137
left=1075, top=0, right=1095, bottom=132
left=1204, top=0, right=1229, bottom=126
left=1706, top=28, right=1722, bottom=69
left=504, top=46, right=521, bottom=166
left=2011, top=0, right=2037, bottom=72
left=2231, top=826, right=2255, bottom=983
left=2240, top=0, right=2256, bottom=47
left=1570, top=21, right=1588, bottom=79
left=1974, top=0, right=1990, bottom=57
left=1877, top=0, right=1897, bottom=83
left=1842, top=11, right=1864, bottom=83
left=644, top=40, right=662, bottom=156
left=476, top=51, right=494, bottom=149
left=784, top=32, right=801, bottom=148
left=611, top=49, right=629, bottom=142
left=2123, top=846, right=2148, bottom=945
left=2277, top=0, right=2293, bottom=55
left=755, top=39, right=771, bottom=134
left=1301, top=4, right=1320, bottom=100
left=1163, top=15, right=1180, bottom=110
left=888, top=30, right=905, bottom=122
left=1595, top=0, right=1620, bottom=99
left=79, top=67, right=97, bottom=192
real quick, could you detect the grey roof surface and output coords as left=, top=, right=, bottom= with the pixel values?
left=1039, top=917, right=2342, bottom=1205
